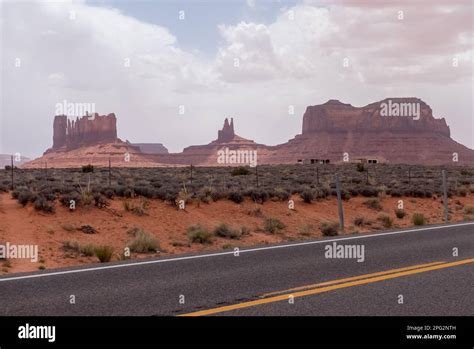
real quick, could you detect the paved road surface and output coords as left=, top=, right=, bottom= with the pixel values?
left=0, top=222, right=472, bottom=316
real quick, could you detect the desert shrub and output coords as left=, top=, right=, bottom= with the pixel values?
left=79, top=188, right=94, bottom=207
left=210, top=189, right=225, bottom=202
left=363, top=199, right=382, bottom=210
left=93, top=193, right=108, bottom=208
left=33, top=197, right=55, bottom=213
left=390, top=189, right=402, bottom=197
left=82, top=164, right=94, bottom=173
left=377, top=213, right=393, bottom=228
left=128, top=229, right=160, bottom=253
left=123, top=201, right=148, bottom=216
left=62, top=240, right=94, bottom=256
left=300, top=189, right=313, bottom=203
left=320, top=222, right=339, bottom=236
left=231, top=166, right=251, bottom=176
left=79, top=225, right=97, bottom=234
left=247, top=188, right=269, bottom=204
left=263, top=217, right=285, bottom=234
left=240, top=226, right=251, bottom=236
left=298, top=224, right=315, bottom=236
left=395, top=209, right=406, bottom=219
left=38, top=188, right=56, bottom=201
left=94, top=245, right=114, bottom=263
left=134, top=186, right=156, bottom=199
left=17, top=190, right=36, bottom=207
left=187, top=224, right=212, bottom=244
left=271, top=187, right=290, bottom=201
left=11, top=188, right=24, bottom=199
left=354, top=216, right=365, bottom=227
left=341, top=189, right=351, bottom=201
left=413, top=189, right=426, bottom=198
left=464, top=214, right=474, bottom=221
left=248, top=207, right=263, bottom=217
left=360, top=187, right=378, bottom=197
left=464, top=205, right=474, bottom=215
left=123, top=188, right=134, bottom=198
left=111, top=185, right=127, bottom=197
left=356, top=163, right=365, bottom=172
left=197, top=191, right=211, bottom=204
left=101, top=188, right=115, bottom=199
left=458, top=188, right=467, bottom=197
left=133, top=203, right=147, bottom=216
left=61, top=223, right=76, bottom=232
left=80, top=244, right=95, bottom=257
left=412, top=213, right=427, bottom=226
left=314, top=187, right=330, bottom=199
left=227, top=190, right=244, bottom=204
left=62, top=240, right=80, bottom=253
left=60, top=191, right=81, bottom=207
left=213, top=223, right=241, bottom=239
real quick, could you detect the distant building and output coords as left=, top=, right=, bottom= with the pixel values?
left=297, top=159, right=330, bottom=164
left=352, top=157, right=385, bottom=164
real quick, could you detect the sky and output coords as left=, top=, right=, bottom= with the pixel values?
left=0, top=0, right=473, bottom=158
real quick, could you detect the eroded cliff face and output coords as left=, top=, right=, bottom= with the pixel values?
left=48, top=113, right=118, bottom=153
left=272, top=98, right=470, bottom=165
left=302, top=99, right=450, bottom=136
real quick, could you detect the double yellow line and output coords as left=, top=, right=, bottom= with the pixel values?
left=180, top=258, right=474, bottom=316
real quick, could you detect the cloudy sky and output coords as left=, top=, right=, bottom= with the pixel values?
left=1, top=0, right=472, bottom=158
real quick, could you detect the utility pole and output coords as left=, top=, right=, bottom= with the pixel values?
left=442, top=170, right=449, bottom=223
left=10, top=155, right=14, bottom=191
left=335, top=173, right=345, bottom=232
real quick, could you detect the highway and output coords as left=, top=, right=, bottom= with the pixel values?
left=0, top=222, right=472, bottom=316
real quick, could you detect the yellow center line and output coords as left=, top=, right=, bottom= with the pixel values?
left=261, top=261, right=445, bottom=297
left=179, top=258, right=474, bottom=317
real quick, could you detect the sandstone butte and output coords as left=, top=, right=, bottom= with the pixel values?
left=22, top=97, right=474, bottom=168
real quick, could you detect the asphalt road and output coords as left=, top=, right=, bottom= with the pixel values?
left=0, top=222, right=473, bottom=316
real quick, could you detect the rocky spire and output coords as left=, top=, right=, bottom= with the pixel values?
left=217, top=117, right=235, bottom=143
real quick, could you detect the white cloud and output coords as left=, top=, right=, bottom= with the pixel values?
left=1, top=0, right=472, bottom=158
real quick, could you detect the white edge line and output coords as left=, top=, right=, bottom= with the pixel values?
left=0, top=222, right=473, bottom=282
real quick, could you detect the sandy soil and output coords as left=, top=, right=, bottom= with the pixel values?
left=0, top=193, right=472, bottom=274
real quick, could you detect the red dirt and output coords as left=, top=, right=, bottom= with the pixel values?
left=0, top=193, right=472, bottom=274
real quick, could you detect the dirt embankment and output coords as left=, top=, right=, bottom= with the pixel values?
left=0, top=193, right=473, bottom=274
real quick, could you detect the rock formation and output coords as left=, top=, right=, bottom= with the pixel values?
left=48, top=113, right=118, bottom=153
left=129, top=143, right=168, bottom=154
left=302, top=98, right=449, bottom=136
left=216, top=118, right=235, bottom=143
left=24, top=98, right=474, bottom=168
left=272, top=98, right=473, bottom=165
left=161, top=118, right=266, bottom=166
